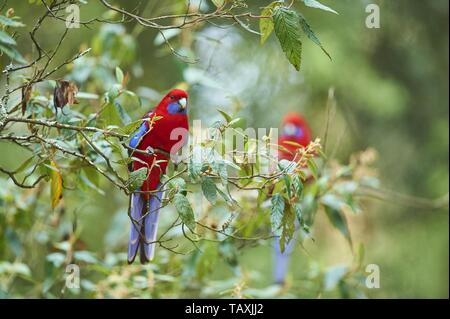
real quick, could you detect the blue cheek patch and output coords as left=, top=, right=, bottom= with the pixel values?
left=283, top=125, right=304, bottom=138
left=167, top=102, right=187, bottom=115
left=167, top=102, right=180, bottom=114
left=129, top=122, right=149, bottom=148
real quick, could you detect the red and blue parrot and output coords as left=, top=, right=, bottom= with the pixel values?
left=127, top=89, right=189, bottom=264
left=274, top=112, right=312, bottom=284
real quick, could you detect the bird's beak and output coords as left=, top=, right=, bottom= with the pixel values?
left=179, top=98, right=187, bottom=110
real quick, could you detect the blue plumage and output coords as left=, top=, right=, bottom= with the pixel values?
left=273, top=221, right=299, bottom=284
left=128, top=185, right=163, bottom=263
left=129, top=121, right=149, bottom=149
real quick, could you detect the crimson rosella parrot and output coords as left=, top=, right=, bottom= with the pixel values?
left=127, top=89, right=189, bottom=264
left=274, top=112, right=312, bottom=284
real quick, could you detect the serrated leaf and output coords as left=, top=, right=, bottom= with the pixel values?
left=212, top=160, right=228, bottom=186
left=282, top=174, right=292, bottom=199
left=293, top=203, right=303, bottom=224
left=270, top=193, right=285, bottom=236
left=188, top=146, right=203, bottom=181
left=273, top=7, right=303, bottom=71
left=173, top=193, right=196, bottom=232
left=279, top=204, right=296, bottom=253
left=298, top=14, right=331, bottom=60
left=127, top=167, right=148, bottom=191
left=169, top=177, right=187, bottom=193
left=0, top=30, right=16, bottom=45
left=303, top=0, right=338, bottom=15
left=292, top=175, right=304, bottom=199
left=0, top=15, right=25, bottom=27
left=260, top=2, right=279, bottom=44
left=49, top=161, right=62, bottom=209
left=201, top=176, right=217, bottom=205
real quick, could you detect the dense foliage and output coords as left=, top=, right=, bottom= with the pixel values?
left=0, top=0, right=448, bottom=298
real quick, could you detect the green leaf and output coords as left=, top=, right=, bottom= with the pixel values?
left=282, top=174, right=292, bottom=199
left=228, top=117, right=242, bottom=128
left=46, top=253, right=65, bottom=267
left=321, top=193, right=346, bottom=211
left=212, top=160, right=228, bottom=186
left=188, top=146, right=203, bottom=181
left=259, top=2, right=282, bottom=44
left=74, top=251, right=98, bottom=264
left=14, top=156, right=34, bottom=174
left=279, top=204, right=296, bottom=253
left=217, top=109, right=232, bottom=123
left=270, top=193, right=285, bottom=236
left=115, top=66, right=124, bottom=84
left=307, top=158, right=319, bottom=179
left=0, top=15, right=25, bottom=27
left=273, top=7, right=303, bottom=71
left=169, top=177, right=187, bottom=193
left=173, top=193, right=196, bottom=232
left=0, top=43, right=26, bottom=64
left=115, top=119, right=142, bottom=135
left=303, top=0, right=338, bottom=15
left=114, top=102, right=132, bottom=125
left=49, top=161, right=62, bottom=209
left=292, top=175, right=304, bottom=199
left=201, top=176, right=217, bottom=205
left=293, top=203, right=303, bottom=225
left=127, top=167, right=148, bottom=191
left=80, top=167, right=105, bottom=195
left=324, top=205, right=352, bottom=246
left=298, top=14, right=331, bottom=60
left=0, top=30, right=16, bottom=45
left=106, top=83, right=121, bottom=102
left=101, top=102, right=122, bottom=127
left=215, top=184, right=235, bottom=206
left=212, top=0, right=225, bottom=8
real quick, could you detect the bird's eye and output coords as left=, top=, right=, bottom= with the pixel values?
left=170, top=95, right=175, bottom=100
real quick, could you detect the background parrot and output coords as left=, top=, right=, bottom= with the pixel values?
left=127, top=89, right=189, bottom=264
left=274, top=112, right=312, bottom=284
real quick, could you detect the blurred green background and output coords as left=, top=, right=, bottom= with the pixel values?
left=0, top=0, right=448, bottom=298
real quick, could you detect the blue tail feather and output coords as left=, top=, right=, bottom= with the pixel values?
left=128, top=193, right=145, bottom=263
left=273, top=223, right=299, bottom=284
left=128, top=185, right=163, bottom=264
left=141, top=188, right=163, bottom=262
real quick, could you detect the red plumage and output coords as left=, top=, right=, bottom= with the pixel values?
left=127, top=89, right=189, bottom=263
left=131, top=89, right=189, bottom=197
left=278, top=112, right=312, bottom=161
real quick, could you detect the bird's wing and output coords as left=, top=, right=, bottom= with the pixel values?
left=129, top=112, right=153, bottom=150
